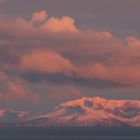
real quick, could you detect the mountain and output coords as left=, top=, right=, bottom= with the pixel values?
left=0, top=108, right=29, bottom=126
left=18, top=97, right=140, bottom=127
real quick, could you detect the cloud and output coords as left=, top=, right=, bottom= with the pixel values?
left=0, top=39, right=10, bottom=45
left=19, top=48, right=140, bottom=88
left=41, top=16, right=78, bottom=32
left=75, top=64, right=140, bottom=86
left=1, top=9, right=140, bottom=94
left=1, top=9, right=140, bottom=113
left=0, top=72, right=41, bottom=103
left=20, top=50, right=74, bottom=75
left=22, top=72, right=123, bottom=89
left=0, top=16, right=35, bottom=38
left=30, top=10, right=48, bottom=26
left=0, top=71, right=6, bottom=80
left=0, top=10, right=78, bottom=42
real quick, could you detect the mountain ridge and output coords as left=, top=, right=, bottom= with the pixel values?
left=1, top=97, right=140, bottom=127
left=17, top=96, right=140, bottom=127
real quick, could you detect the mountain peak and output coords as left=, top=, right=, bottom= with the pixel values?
left=17, top=97, right=140, bottom=127
left=59, top=96, right=107, bottom=108
left=60, top=97, right=92, bottom=108
left=57, top=96, right=140, bottom=115
left=93, top=96, right=106, bottom=100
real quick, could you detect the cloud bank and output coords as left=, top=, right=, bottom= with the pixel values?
left=0, top=10, right=140, bottom=107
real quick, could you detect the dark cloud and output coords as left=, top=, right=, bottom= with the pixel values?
left=0, top=48, right=20, bottom=65
left=22, top=72, right=125, bottom=89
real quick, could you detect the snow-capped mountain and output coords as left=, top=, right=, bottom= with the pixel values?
left=19, top=97, right=140, bottom=127
left=0, top=108, right=29, bottom=124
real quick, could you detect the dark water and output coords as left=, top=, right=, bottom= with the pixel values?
left=0, top=127, right=140, bottom=140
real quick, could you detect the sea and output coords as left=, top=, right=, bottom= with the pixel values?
left=0, top=127, right=140, bottom=140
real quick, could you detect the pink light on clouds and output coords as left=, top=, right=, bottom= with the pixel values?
left=1, top=9, right=140, bottom=107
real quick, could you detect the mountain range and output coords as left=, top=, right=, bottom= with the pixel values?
left=1, top=97, right=140, bottom=127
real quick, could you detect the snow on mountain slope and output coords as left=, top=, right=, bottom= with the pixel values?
left=19, top=97, right=140, bottom=127
left=0, top=108, right=29, bottom=123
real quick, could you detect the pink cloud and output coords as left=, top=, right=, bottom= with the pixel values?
left=41, top=16, right=78, bottom=33
left=20, top=50, right=74, bottom=75
left=17, top=46, right=140, bottom=87
left=75, top=64, right=140, bottom=86
left=1, top=10, right=140, bottom=88
left=0, top=73, right=41, bottom=103
left=0, top=71, right=7, bottom=80
left=31, top=10, right=48, bottom=26
left=0, top=17, right=35, bottom=37
left=0, top=10, right=78, bottom=40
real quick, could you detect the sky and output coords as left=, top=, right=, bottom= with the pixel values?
left=0, top=0, right=140, bottom=113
